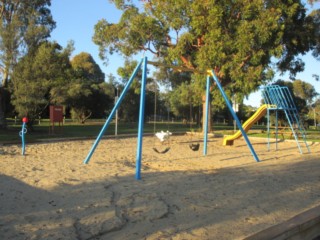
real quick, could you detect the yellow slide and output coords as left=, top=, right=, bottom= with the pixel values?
left=223, top=104, right=268, bottom=146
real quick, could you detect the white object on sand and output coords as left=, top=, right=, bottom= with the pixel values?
left=155, top=130, right=172, bottom=142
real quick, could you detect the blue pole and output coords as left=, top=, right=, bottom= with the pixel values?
left=135, top=57, right=148, bottom=180
left=267, top=108, right=270, bottom=151
left=20, top=117, right=28, bottom=155
left=203, top=75, right=210, bottom=155
left=83, top=58, right=143, bottom=164
left=209, top=70, right=260, bottom=162
left=275, top=109, right=279, bottom=150
left=20, top=122, right=26, bottom=155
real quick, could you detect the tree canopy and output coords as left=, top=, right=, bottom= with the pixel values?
left=93, top=0, right=318, bottom=96
left=11, top=41, right=71, bottom=124
left=71, top=52, right=105, bottom=84
left=0, top=0, right=55, bottom=128
left=53, top=52, right=113, bottom=123
left=292, top=79, right=319, bottom=105
left=0, top=0, right=55, bottom=87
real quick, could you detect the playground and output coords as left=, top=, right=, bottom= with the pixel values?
left=2, top=1, right=320, bottom=239
left=1, top=57, right=320, bottom=239
left=0, top=135, right=320, bottom=239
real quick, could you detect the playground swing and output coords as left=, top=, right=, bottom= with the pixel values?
left=152, top=82, right=171, bottom=154
left=153, top=130, right=171, bottom=154
left=187, top=103, right=200, bottom=151
left=83, top=57, right=261, bottom=181
left=189, top=142, right=200, bottom=151
left=153, top=145, right=170, bottom=154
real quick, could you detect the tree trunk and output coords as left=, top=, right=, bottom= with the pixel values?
left=0, top=86, right=7, bottom=129
left=202, top=95, right=212, bottom=133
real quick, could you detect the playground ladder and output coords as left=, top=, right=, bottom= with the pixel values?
left=262, top=85, right=310, bottom=153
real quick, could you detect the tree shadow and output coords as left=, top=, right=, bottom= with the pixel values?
left=0, top=155, right=320, bottom=239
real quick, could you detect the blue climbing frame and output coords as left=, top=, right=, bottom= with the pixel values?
left=262, top=85, right=310, bottom=153
left=83, top=58, right=260, bottom=179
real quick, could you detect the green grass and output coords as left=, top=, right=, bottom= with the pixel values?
left=0, top=119, right=192, bottom=144
left=247, top=130, right=320, bottom=142
left=1, top=118, right=319, bottom=144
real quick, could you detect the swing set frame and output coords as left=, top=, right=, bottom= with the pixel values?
left=83, top=57, right=259, bottom=180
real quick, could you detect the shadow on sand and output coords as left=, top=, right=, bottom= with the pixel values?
left=1, top=154, right=320, bottom=240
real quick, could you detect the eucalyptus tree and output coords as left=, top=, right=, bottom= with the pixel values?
left=292, top=79, right=318, bottom=106
left=292, top=79, right=319, bottom=125
left=0, top=0, right=55, bottom=128
left=93, top=0, right=318, bottom=130
left=11, top=41, right=72, bottom=127
left=312, top=97, right=320, bottom=127
left=63, top=52, right=112, bottom=123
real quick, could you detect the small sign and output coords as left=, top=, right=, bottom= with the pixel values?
left=50, top=106, right=63, bottom=123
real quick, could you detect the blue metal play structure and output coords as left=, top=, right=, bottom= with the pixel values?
left=19, top=117, right=28, bottom=155
left=262, top=85, right=310, bottom=153
left=83, top=57, right=260, bottom=179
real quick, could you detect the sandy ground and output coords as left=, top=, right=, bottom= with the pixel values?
left=0, top=134, right=319, bottom=240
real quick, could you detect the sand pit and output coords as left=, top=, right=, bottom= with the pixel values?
left=0, top=135, right=319, bottom=239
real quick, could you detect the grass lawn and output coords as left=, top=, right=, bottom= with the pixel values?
left=0, top=118, right=193, bottom=144
left=0, top=118, right=319, bottom=144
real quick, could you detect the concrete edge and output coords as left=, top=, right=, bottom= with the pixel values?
left=244, top=205, right=320, bottom=240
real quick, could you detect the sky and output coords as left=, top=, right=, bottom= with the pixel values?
left=49, top=0, right=320, bottom=107
left=49, top=0, right=123, bottom=75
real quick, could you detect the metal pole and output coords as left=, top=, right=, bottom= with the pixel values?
left=115, top=88, right=119, bottom=136
left=314, top=108, right=316, bottom=128
left=203, top=75, right=210, bottom=155
left=21, top=122, right=26, bottom=155
left=20, top=117, right=28, bottom=155
left=275, top=109, right=278, bottom=150
left=154, top=86, right=157, bottom=133
left=83, top=58, right=143, bottom=164
left=267, top=108, right=270, bottom=151
left=232, top=95, right=237, bottom=132
left=135, top=57, right=148, bottom=180
left=209, top=70, right=260, bottom=162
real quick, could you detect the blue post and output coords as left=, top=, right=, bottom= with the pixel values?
left=267, top=108, right=271, bottom=151
left=83, top=58, right=144, bottom=164
left=209, top=70, right=260, bottom=162
left=135, top=57, right=148, bottom=180
left=19, top=117, right=28, bottom=155
left=275, top=109, right=279, bottom=150
left=203, top=75, right=210, bottom=155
